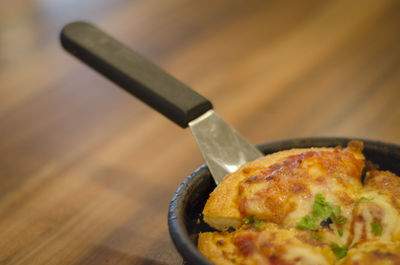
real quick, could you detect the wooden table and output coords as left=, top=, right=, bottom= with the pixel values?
left=1, top=0, right=400, bottom=264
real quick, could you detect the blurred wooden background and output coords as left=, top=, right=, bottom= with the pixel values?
left=1, top=0, right=400, bottom=264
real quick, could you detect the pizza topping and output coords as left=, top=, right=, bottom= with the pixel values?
left=233, top=233, right=256, bottom=256
left=313, top=194, right=334, bottom=220
left=296, top=194, right=347, bottom=231
left=331, top=243, right=348, bottom=259
left=355, top=196, right=374, bottom=205
left=320, top=217, right=333, bottom=227
left=242, top=215, right=254, bottom=224
left=253, top=219, right=264, bottom=228
left=370, top=222, right=382, bottom=236
left=311, top=233, right=321, bottom=240
left=296, top=215, right=317, bottom=230
left=242, top=215, right=264, bottom=228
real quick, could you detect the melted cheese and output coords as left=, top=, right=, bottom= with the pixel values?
left=349, top=186, right=400, bottom=245
left=338, top=241, right=400, bottom=265
left=283, top=246, right=332, bottom=265
left=199, top=223, right=335, bottom=265
left=199, top=141, right=400, bottom=265
left=238, top=149, right=363, bottom=227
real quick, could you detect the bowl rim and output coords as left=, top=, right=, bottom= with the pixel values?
left=168, top=137, right=400, bottom=265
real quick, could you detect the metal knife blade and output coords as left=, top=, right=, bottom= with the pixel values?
left=189, top=110, right=263, bottom=184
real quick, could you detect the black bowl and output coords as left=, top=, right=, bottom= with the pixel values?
left=168, top=137, right=400, bottom=265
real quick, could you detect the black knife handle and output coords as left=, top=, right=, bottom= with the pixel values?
left=60, top=21, right=213, bottom=128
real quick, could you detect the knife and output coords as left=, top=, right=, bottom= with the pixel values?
left=60, top=21, right=263, bottom=184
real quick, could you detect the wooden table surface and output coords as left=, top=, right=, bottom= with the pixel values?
left=1, top=0, right=400, bottom=264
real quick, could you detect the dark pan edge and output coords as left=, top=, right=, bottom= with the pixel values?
left=168, top=165, right=214, bottom=265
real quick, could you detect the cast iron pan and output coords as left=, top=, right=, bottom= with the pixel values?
left=168, top=137, right=400, bottom=265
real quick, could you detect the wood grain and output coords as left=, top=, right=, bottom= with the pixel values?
left=0, top=0, right=399, bottom=264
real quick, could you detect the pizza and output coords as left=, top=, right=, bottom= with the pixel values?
left=198, top=141, right=400, bottom=265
